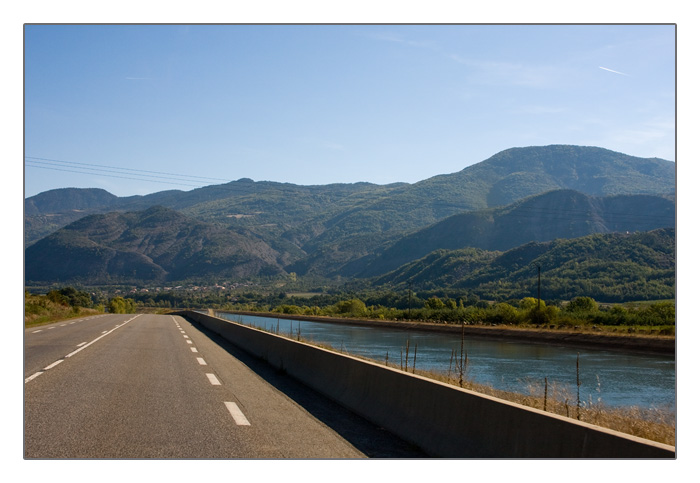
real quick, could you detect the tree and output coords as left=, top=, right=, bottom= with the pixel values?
left=108, top=296, right=136, bottom=314
left=46, top=286, right=92, bottom=308
left=335, top=299, right=367, bottom=316
left=494, top=302, right=519, bottom=324
left=425, top=297, right=446, bottom=310
left=109, top=297, right=126, bottom=314
left=640, top=301, right=675, bottom=325
left=519, top=297, right=545, bottom=311
left=46, top=290, right=69, bottom=306
left=527, top=304, right=559, bottom=325
left=566, top=296, right=598, bottom=312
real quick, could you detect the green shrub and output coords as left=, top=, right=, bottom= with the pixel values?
left=424, top=297, right=445, bottom=309
left=566, top=296, right=599, bottom=312
left=334, top=298, right=367, bottom=316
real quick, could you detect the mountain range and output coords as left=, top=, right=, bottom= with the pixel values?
left=25, top=144, right=676, bottom=299
left=352, top=189, right=675, bottom=277
left=373, top=228, right=675, bottom=302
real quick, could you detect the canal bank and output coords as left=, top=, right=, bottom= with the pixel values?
left=180, top=310, right=675, bottom=457
left=219, top=310, right=675, bottom=355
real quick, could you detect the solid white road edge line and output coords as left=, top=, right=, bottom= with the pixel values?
left=26, top=315, right=143, bottom=384
left=25, top=372, right=44, bottom=383
left=224, top=402, right=251, bottom=426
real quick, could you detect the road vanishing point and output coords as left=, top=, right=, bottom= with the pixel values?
left=24, top=313, right=424, bottom=458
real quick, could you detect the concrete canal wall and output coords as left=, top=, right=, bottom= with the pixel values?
left=179, top=310, right=675, bottom=458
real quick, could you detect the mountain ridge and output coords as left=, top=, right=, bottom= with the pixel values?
left=24, top=145, right=676, bottom=296
left=372, top=228, right=675, bottom=303
left=25, top=205, right=286, bottom=284
left=352, top=189, right=675, bottom=277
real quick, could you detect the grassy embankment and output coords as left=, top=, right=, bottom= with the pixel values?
left=226, top=307, right=675, bottom=355
left=24, top=292, right=102, bottom=327
left=238, top=295, right=676, bottom=340
left=24, top=288, right=165, bottom=327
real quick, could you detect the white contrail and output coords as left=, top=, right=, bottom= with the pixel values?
left=599, top=66, right=629, bottom=76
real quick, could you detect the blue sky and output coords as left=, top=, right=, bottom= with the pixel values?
left=24, top=24, right=675, bottom=197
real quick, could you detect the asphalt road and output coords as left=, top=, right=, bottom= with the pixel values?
left=24, top=313, right=424, bottom=459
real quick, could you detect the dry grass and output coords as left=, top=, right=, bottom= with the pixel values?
left=414, top=368, right=675, bottom=446
left=231, top=314, right=676, bottom=447
left=24, top=302, right=101, bottom=328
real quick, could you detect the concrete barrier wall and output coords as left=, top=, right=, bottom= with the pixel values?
left=180, top=311, right=675, bottom=458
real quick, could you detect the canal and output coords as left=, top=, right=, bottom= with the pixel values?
left=215, top=312, right=676, bottom=413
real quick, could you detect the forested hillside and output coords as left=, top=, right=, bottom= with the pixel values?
left=25, top=206, right=286, bottom=284
left=373, top=228, right=675, bottom=303
left=24, top=145, right=676, bottom=303
left=354, top=190, right=675, bottom=277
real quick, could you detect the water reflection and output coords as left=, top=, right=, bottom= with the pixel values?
left=217, top=312, right=675, bottom=412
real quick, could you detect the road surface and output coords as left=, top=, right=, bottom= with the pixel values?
left=24, top=313, right=424, bottom=458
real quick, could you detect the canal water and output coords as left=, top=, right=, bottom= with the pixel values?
left=215, top=312, right=676, bottom=413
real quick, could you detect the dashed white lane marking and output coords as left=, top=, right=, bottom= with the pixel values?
left=183, top=335, right=189, bottom=339
left=65, top=315, right=141, bottom=359
left=32, top=330, right=42, bottom=333
left=180, top=330, right=185, bottom=333
left=197, top=357, right=207, bottom=365
left=206, top=373, right=221, bottom=385
left=48, top=327, right=55, bottom=330
left=186, top=340, right=193, bottom=344
left=224, top=402, right=251, bottom=426
left=43, top=360, right=64, bottom=370
left=190, top=347, right=198, bottom=353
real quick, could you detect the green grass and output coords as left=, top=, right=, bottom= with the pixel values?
left=24, top=293, right=101, bottom=328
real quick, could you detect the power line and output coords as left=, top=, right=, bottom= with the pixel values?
left=25, top=156, right=675, bottom=226
left=25, top=156, right=232, bottom=184
left=25, top=163, right=206, bottom=188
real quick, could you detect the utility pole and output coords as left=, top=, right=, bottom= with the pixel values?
left=537, top=264, right=541, bottom=311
